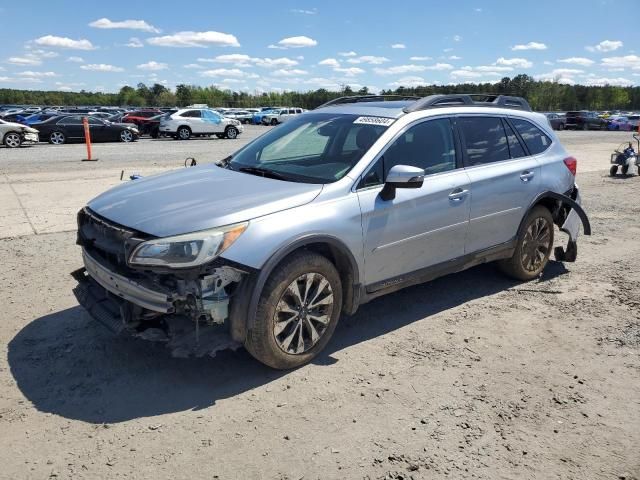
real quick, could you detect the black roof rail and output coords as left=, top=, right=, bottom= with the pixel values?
left=316, top=95, right=421, bottom=109
left=403, top=94, right=532, bottom=113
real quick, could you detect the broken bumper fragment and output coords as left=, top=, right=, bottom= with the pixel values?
left=553, top=185, right=591, bottom=262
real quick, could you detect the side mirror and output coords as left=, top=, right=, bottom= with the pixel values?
left=380, top=165, right=424, bottom=201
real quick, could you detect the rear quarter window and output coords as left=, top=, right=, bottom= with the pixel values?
left=510, top=118, right=552, bottom=155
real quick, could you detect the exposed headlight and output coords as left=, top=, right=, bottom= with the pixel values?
left=129, top=222, right=248, bottom=268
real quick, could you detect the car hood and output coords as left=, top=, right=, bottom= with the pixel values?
left=88, top=164, right=323, bottom=237
left=1, top=120, right=29, bottom=129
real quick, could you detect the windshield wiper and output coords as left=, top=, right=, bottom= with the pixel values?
left=238, top=166, right=290, bottom=181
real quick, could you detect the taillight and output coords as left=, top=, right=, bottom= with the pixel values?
left=563, top=156, right=577, bottom=176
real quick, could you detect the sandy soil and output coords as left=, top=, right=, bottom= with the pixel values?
left=0, top=131, right=638, bottom=480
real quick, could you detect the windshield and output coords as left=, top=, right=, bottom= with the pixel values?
left=228, top=112, right=391, bottom=184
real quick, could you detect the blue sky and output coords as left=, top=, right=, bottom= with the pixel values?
left=1, top=0, right=637, bottom=93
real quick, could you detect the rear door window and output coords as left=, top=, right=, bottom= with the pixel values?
left=458, top=116, right=510, bottom=166
left=180, top=110, right=201, bottom=118
left=503, top=120, right=526, bottom=158
left=510, top=118, right=552, bottom=155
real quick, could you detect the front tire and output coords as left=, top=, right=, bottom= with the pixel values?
left=622, top=164, right=629, bottom=175
left=244, top=251, right=343, bottom=369
left=120, top=129, right=134, bottom=142
left=498, top=206, right=554, bottom=281
left=3, top=132, right=22, bottom=148
left=270, top=118, right=278, bottom=126
left=225, top=126, right=238, bottom=139
left=610, top=165, right=619, bottom=176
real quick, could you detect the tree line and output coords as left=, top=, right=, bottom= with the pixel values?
left=1, top=75, right=638, bottom=111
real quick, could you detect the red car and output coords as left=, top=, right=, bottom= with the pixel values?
left=121, top=109, right=163, bottom=130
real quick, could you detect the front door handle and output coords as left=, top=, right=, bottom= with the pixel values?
left=448, top=188, right=469, bottom=201
left=520, top=171, right=535, bottom=182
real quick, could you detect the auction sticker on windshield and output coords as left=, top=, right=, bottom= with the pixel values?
left=353, top=116, right=395, bottom=126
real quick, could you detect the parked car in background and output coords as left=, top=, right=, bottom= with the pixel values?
left=261, top=107, right=306, bottom=126
left=121, top=109, right=163, bottom=129
left=223, top=110, right=253, bottom=124
left=565, top=111, right=607, bottom=130
left=159, top=108, right=243, bottom=140
left=607, top=116, right=634, bottom=131
left=0, top=118, right=39, bottom=148
left=1, top=112, right=29, bottom=124
left=627, top=115, right=640, bottom=130
left=23, top=112, right=61, bottom=125
left=139, top=113, right=164, bottom=138
left=31, top=115, right=139, bottom=144
left=252, top=108, right=282, bottom=125
left=545, top=113, right=566, bottom=130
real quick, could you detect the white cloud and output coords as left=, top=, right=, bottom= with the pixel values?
left=409, top=56, right=432, bottom=61
left=425, top=63, right=454, bottom=70
left=125, top=37, right=144, bottom=48
left=253, top=57, right=299, bottom=68
left=7, top=56, right=42, bottom=66
left=601, top=54, right=640, bottom=69
left=319, top=58, right=340, bottom=68
left=586, top=40, right=623, bottom=52
left=271, top=68, right=309, bottom=76
left=67, top=56, right=84, bottom=63
left=557, top=57, right=594, bottom=66
left=268, top=36, right=317, bottom=49
left=89, top=18, right=160, bottom=33
left=290, top=8, right=317, bottom=14
left=34, top=35, right=95, bottom=50
left=183, top=63, right=203, bottom=69
left=200, top=54, right=299, bottom=68
left=495, top=57, right=532, bottom=68
left=333, top=67, right=365, bottom=77
left=347, top=56, right=389, bottom=65
left=391, top=43, right=406, bottom=49
left=147, top=31, right=240, bottom=48
left=27, top=49, right=58, bottom=58
left=543, top=61, right=554, bottom=65
left=137, top=61, right=168, bottom=71
left=449, top=55, right=462, bottom=60
left=80, top=63, right=124, bottom=72
left=584, top=76, right=632, bottom=86
left=511, top=41, right=547, bottom=51
left=338, top=51, right=357, bottom=57
left=19, top=71, right=58, bottom=77
left=451, top=70, right=484, bottom=79
left=453, top=35, right=462, bottom=42
left=374, top=64, right=426, bottom=75
left=474, top=65, right=513, bottom=72
left=388, top=76, right=428, bottom=87
left=201, top=68, right=257, bottom=78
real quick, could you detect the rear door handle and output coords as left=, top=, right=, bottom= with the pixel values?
left=520, top=171, right=535, bottom=182
left=448, top=188, right=469, bottom=201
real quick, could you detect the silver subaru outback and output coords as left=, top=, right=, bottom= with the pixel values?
left=72, top=94, right=591, bottom=369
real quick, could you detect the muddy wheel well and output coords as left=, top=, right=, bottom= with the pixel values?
left=285, top=242, right=358, bottom=315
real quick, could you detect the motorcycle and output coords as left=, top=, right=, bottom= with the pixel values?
left=609, top=134, right=640, bottom=176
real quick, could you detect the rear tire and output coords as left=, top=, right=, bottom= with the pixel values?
left=244, top=251, right=343, bottom=369
left=3, top=132, right=22, bottom=148
left=270, top=118, right=278, bottom=126
left=498, top=206, right=554, bottom=281
left=558, top=123, right=565, bottom=131
left=49, top=131, right=65, bottom=145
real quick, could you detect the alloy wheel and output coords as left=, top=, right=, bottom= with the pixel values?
left=521, top=217, right=552, bottom=272
left=50, top=132, right=65, bottom=145
left=120, top=130, right=133, bottom=142
left=5, top=133, right=21, bottom=148
left=273, top=273, right=334, bottom=355
left=226, top=127, right=237, bottom=139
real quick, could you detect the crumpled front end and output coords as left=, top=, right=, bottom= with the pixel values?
left=72, top=207, right=252, bottom=358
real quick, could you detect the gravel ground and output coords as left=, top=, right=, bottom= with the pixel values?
left=0, top=129, right=638, bottom=480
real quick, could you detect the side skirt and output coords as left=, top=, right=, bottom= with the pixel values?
left=360, top=240, right=516, bottom=304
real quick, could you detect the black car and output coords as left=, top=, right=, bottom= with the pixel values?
left=565, top=111, right=607, bottom=130
left=31, top=115, right=139, bottom=144
left=545, top=113, right=566, bottom=130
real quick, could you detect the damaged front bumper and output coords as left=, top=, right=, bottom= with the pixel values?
left=72, top=248, right=248, bottom=357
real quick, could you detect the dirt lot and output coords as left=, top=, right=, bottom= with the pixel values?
left=0, top=129, right=638, bottom=480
